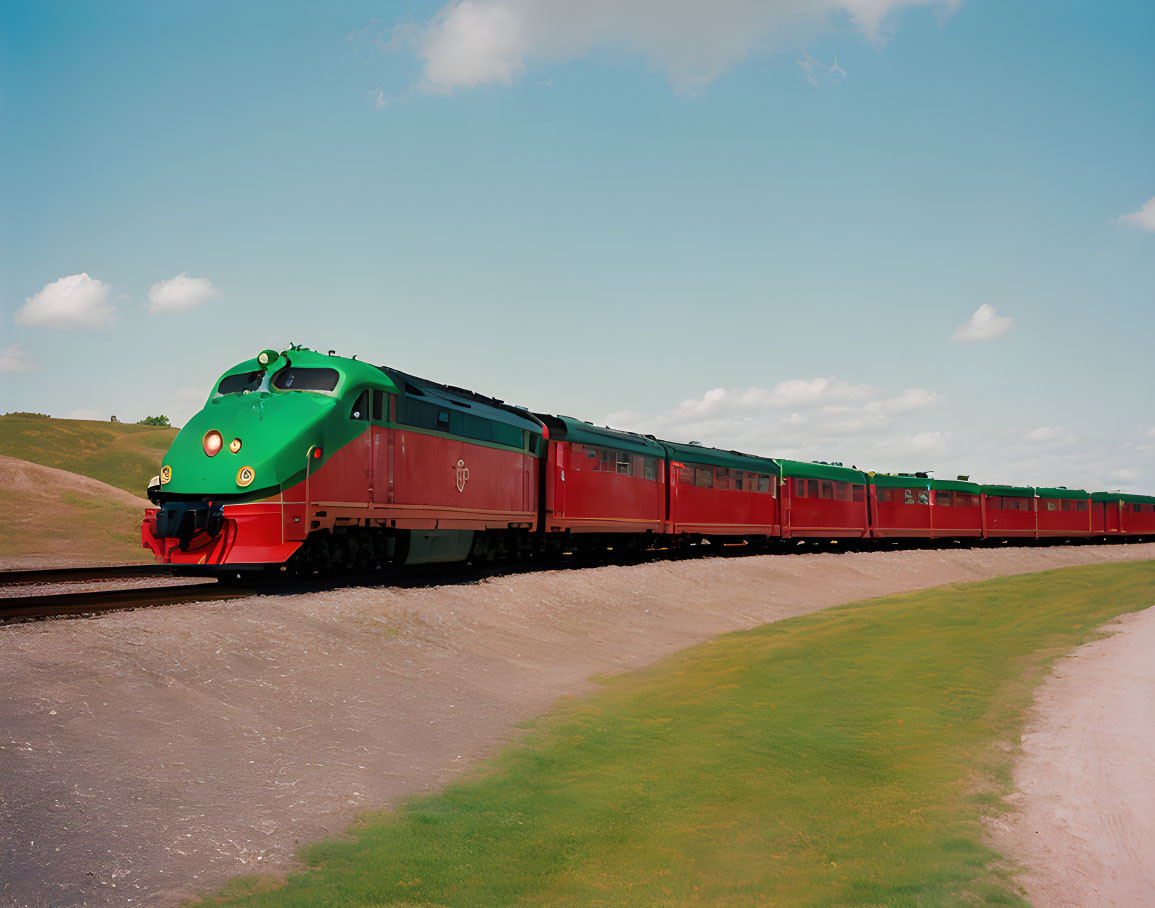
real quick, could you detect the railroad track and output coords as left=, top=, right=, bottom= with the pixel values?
left=0, top=581, right=250, bottom=622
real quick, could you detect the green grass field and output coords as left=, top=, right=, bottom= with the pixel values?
left=0, top=414, right=177, bottom=496
left=208, top=561, right=1155, bottom=906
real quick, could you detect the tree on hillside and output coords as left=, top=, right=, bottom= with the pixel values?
left=138, top=415, right=170, bottom=426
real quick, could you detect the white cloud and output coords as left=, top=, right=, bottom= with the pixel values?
left=864, top=387, right=939, bottom=415
left=951, top=303, right=1014, bottom=342
left=603, top=377, right=942, bottom=466
left=15, top=273, right=115, bottom=331
left=0, top=344, right=33, bottom=373
left=1023, top=426, right=1063, bottom=443
left=147, top=273, right=221, bottom=314
left=405, top=0, right=960, bottom=94
left=70, top=408, right=101, bottom=420
left=1116, top=196, right=1155, bottom=231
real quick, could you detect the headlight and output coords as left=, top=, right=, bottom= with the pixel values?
left=203, top=430, right=223, bottom=457
left=160, top=465, right=172, bottom=484
left=229, top=437, right=242, bottom=454
left=236, top=465, right=255, bottom=487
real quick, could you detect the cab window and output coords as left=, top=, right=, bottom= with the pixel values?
left=273, top=367, right=340, bottom=392
left=349, top=389, right=369, bottom=421
left=217, top=370, right=263, bottom=395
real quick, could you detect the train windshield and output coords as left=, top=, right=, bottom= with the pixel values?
left=272, top=367, right=340, bottom=393
left=216, top=370, right=263, bottom=395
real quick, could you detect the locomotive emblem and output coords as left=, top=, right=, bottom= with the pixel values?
left=453, top=459, right=470, bottom=492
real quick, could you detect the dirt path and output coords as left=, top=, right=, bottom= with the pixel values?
left=988, top=605, right=1155, bottom=906
left=2, top=543, right=1152, bottom=907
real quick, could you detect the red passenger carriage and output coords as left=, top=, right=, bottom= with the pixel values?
left=980, top=485, right=1036, bottom=539
left=536, top=416, right=666, bottom=536
left=777, top=461, right=869, bottom=539
left=663, top=442, right=780, bottom=538
left=1034, top=487, right=1092, bottom=538
left=929, top=479, right=982, bottom=538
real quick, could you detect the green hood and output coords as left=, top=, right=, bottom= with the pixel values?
left=158, top=349, right=396, bottom=499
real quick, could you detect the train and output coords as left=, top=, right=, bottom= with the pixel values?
left=142, top=346, right=1155, bottom=575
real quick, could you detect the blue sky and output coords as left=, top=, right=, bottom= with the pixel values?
left=1, top=0, right=1152, bottom=491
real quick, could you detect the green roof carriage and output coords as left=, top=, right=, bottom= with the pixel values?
left=774, top=459, right=866, bottom=483
left=775, top=460, right=869, bottom=539
left=1034, top=487, right=1090, bottom=500
left=1089, top=491, right=1155, bottom=504
left=533, top=416, right=669, bottom=535
left=980, top=484, right=1036, bottom=497
left=662, top=441, right=781, bottom=475
left=1034, top=488, right=1092, bottom=537
left=929, top=478, right=982, bottom=495
left=659, top=441, right=782, bottom=537
left=981, top=484, right=1036, bottom=538
left=536, top=415, right=666, bottom=458
left=869, top=473, right=931, bottom=490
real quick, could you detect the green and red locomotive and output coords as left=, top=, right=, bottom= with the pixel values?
left=142, top=347, right=1155, bottom=574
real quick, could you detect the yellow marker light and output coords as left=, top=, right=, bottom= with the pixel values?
left=203, top=430, right=223, bottom=457
left=236, top=465, right=255, bottom=487
left=229, top=438, right=242, bottom=454
left=160, top=465, right=172, bottom=484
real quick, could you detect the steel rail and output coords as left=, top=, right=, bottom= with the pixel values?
left=0, top=564, right=179, bottom=587
left=0, top=582, right=248, bottom=622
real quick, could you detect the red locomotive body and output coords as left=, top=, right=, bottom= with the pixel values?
left=778, top=461, right=869, bottom=539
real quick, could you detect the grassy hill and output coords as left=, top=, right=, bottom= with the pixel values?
left=0, top=455, right=151, bottom=567
left=0, top=414, right=177, bottom=497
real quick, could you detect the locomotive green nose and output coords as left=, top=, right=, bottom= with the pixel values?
left=159, top=391, right=334, bottom=497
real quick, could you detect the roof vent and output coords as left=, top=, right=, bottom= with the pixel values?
left=957, top=475, right=969, bottom=481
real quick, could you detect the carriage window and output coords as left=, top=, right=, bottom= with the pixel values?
left=758, top=475, right=771, bottom=494
left=372, top=390, right=385, bottom=421
left=616, top=451, right=632, bottom=476
left=643, top=458, right=657, bottom=481
left=808, top=479, right=820, bottom=498
left=733, top=472, right=743, bottom=491
left=936, top=491, right=952, bottom=507
left=876, top=488, right=888, bottom=503
left=820, top=481, right=834, bottom=499
left=678, top=464, right=694, bottom=484
left=904, top=489, right=915, bottom=505
left=349, top=389, right=369, bottom=421
left=852, top=484, right=864, bottom=503
left=916, top=491, right=928, bottom=505
left=1076, top=500, right=1087, bottom=512
left=716, top=468, right=730, bottom=490
left=1061, top=500, right=1073, bottom=511
left=796, top=479, right=806, bottom=497
left=694, top=467, right=714, bottom=488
